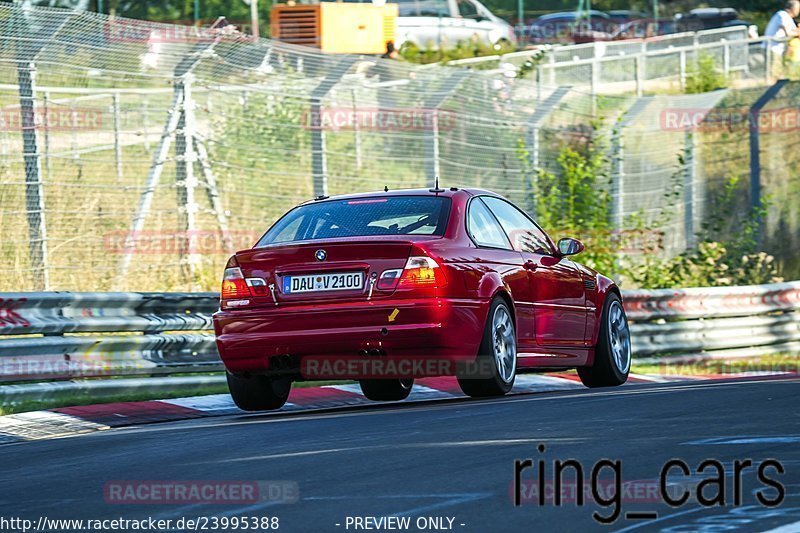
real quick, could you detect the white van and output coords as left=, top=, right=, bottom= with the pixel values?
left=392, top=0, right=516, bottom=48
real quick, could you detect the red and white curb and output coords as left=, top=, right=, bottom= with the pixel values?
left=0, top=372, right=794, bottom=444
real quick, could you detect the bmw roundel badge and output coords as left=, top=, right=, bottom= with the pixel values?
left=315, top=249, right=327, bottom=262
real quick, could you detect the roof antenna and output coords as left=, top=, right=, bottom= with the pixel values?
left=384, top=185, right=389, bottom=192
left=429, top=175, right=445, bottom=193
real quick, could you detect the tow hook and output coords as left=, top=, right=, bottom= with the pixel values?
left=367, top=272, right=378, bottom=300
left=269, top=283, right=278, bottom=306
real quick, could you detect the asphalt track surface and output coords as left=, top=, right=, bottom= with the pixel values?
left=1, top=377, right=799, bottom=532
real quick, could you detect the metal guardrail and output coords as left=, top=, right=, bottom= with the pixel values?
left=0, top=282, right=798, bottom=403
left=625, top=281, right=800, bottom=357
left=0, top=292, right=221, bottom=384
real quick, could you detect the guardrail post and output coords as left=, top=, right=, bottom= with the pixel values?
left=535, top=64, right=542, bottom=103
left=310, top=58, right=356, bottom=197
left=611, top=98, right=650, bottom=246
left=423, top=70, right=469, bottom=188
left=722, top=39, right=730, bottom=79
left=749, top=79, right=788, bottom=248
left=351, top=89, right=362, bottom=170
left=611, top=126, right=624, bottom=235
left=524, top=87, right=570, bottom=217
left=590, top=59, right=598, bottom=116
left=679, top=50, right=687, bottom=91
left=16, top=61, right=50, bottom=290
left=765, top=40, right=772, bottom=83
left=42, top=91, right=52, bottom=182
left=112, top=92, right=123, bottom=182
left=683, top=130, right=696, bottom=249
left=142, top=94, right=151, bottom=153
left=176, top=75, right=201, bottom=283
left=635, top=55, right=644, bottom=96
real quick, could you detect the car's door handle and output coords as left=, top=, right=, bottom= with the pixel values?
left=524, top=260, right=537, bottom=271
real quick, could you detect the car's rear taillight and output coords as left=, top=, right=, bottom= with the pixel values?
left=375, top=256, right=446, bottom=293
left=398, top=256, right=447, bottom=288
left=221, top=256, right=251, bottom=300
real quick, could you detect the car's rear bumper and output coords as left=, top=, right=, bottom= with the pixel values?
left=212, top=297, right=488, bottom=377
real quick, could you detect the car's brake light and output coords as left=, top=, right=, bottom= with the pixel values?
left=398, top=256, right=447, bottom=288
left=221, top=256, right=251, bottom=300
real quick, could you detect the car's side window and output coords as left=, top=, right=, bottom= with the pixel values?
left=467, top=198, right=512, bottom=249
left=415, top=0, right=451, bottom=17
left=481, top=196, right=555, bottom=255
left=457, top=0, right=478, bottom=18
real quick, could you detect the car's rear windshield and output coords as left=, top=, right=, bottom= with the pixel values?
left=257, top=196, right=452, bottom=246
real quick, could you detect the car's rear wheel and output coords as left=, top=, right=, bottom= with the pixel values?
left=578, top=293, right=631, bottom=388
left=359, top=378, right=414, bottom=401
left=226, top=372, right=291, bottom=411
left=458, top=297, right=517, bottom=398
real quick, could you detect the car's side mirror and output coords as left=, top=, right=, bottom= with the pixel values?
left=557, top=237, right=584, bottom=256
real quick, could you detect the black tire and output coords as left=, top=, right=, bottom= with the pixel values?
left=457, top=297, right=517, bottom=398
left=578, top=293, right=631, bottom=388
left=226, top=372, right=291, bottom=411
left=359, top=379, right=414, bottom=401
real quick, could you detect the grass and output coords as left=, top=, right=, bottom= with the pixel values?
left=0, top=377, right=354, bottom=416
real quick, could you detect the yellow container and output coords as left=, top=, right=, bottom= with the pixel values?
left=272, top=2, right=398, bottom=54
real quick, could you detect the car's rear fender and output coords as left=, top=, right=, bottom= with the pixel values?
left=584, top=274, right=621, bottom=365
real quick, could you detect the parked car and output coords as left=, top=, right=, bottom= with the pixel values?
left=674, top=7, right=757, bottom=37
left=611, top=18, right=695, bottom=40
left=526, top=10, right=614, bottom=43
left=606, top=10, right=647, bottom=24
left=391, top=0, right=516, bottom=48
left=213, top=188, right=631, bottom=411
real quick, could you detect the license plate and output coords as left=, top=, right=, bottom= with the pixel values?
left=282, top=272, right=364, bottom=294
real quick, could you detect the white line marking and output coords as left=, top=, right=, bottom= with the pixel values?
left=330, top=383, right=457, bottom=400
left=628, top=373, right=673, bottom=383
left=159, top=394, right=240, bottom=413
left=683, top=436, right=800, bottom=445
left=196, top=438, right=583, bottom=464
left=406, top=384, right=457, bottom=400
left=514, top=374, right=584, bottom=391
left=327, top=384, right=365, bottom=395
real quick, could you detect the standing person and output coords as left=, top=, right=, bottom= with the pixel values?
left=764, top=0, right=800, bottom=70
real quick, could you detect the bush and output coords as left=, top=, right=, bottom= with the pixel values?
left=521, top=133, right=783, bottom=289
left=399, top=38, right=514, bottom=65
left=685, top=54, right=727, bottom=94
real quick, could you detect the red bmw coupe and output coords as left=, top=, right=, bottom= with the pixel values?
left=212, top=188, right=631, bottom=411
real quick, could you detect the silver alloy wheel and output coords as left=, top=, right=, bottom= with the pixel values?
left=492, top=304, right=517, bottom=383
left=608, top=300, right=631, bottom=374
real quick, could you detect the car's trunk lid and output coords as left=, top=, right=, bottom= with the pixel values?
left=234, top=238, right=432, bottom=306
